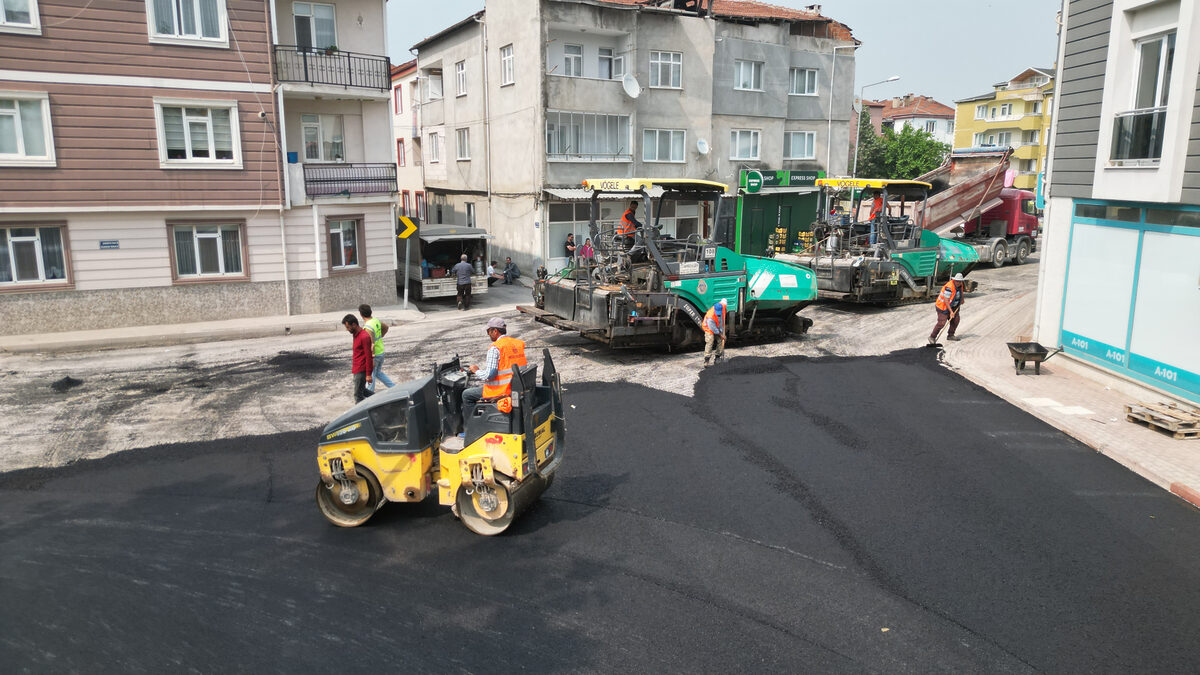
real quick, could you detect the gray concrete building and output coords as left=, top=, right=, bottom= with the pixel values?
left=411, top=0, right=857, bottom=273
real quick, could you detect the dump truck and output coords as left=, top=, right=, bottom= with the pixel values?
left=780, top=178, right=979, bottom=304
left=915, top=148, right=1039, bottom=267
left=518, top=178, right=818, bottom=349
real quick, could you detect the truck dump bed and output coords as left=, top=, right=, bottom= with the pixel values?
left=915, top=148, right=1012, bottom=236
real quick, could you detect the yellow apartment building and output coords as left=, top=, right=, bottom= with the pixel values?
left=953, top=67, right=1055, bottom=190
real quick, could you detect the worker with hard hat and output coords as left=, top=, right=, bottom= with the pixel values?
left=462, top=317, right=528, bottom=420
left=703, top=298, right=728, bottom=366
left=616, top=200, right=642, bottom=250
left=929, top=273, right=966, bottom=344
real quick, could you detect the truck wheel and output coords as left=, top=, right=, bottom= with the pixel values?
left=990, top=241, right=1007, bottom=268
left=1015, top=238, right=1031, bottom=265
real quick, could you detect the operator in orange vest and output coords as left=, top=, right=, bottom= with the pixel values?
left=616, top=200, right=642, bottom=249
left=929, top=273, right=966, bottom=344
left=462, top=317, right=528, bottom=419
left=702, top=298, right=728, bottom=366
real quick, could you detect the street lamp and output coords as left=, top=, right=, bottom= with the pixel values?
left=852, top=75, right=900, bottom=178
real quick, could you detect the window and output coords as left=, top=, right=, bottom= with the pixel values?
left=789, top=68, right=817, bottom=96
left=990, top=107, right=997, bottom=119
left=148, top=0, right=227, bottom=46
left=649, top=51, right=682, bottom=88
left=465, top=203, right=475, bottom=227
left=293, top=2, right=335, bottom=51
left=734, top=60, right=763, bottom=91
left=1023, top=129, right=1039, bottom=145
left=0, top=0, right=40, bottom=34
left=0, top=92, right=55, bottom=167
left=300, top=113, right=344, bottom=162
left=327, top=218, right=363, bottom=271
left=0, top=224, right=68, bottom=286
left=401, top=190, right=410, bottom=217
left=563, top=44, right=582, bottom=77
left=456, top=128, right=470, bottom=160
left=170, top=223, right=245, bottom=280
left=455, top=60, right=467, bottom=96
left=643, top=128, right=685, bottom=163
left=947, top=120, right=954, bottom=133
left=428, top=132, right=440, bottom=163
left=397, top=139, right=405, bottom=167
left=1031, top=100, right=1042, bottom=114
left=598, top=47, right=624, bottom=80
left=999, top=103, right=1012, bottom=117
left=784, top=131, right=815, bottom=160
left=369, top=400, right=409, bottom=444
left=416, top=192, right=426, bottom=221
left=500, top=44, right=514, bottom=85
left=1112, top=31, right=1175, bottom=163
left=730, top=129, right=760, bottom=160
left=1020, top=158, right=1037, bottom=173
left=154, top=99, right=241, bottom=168
left=393, top=85, right=402, bottom=114
left=425, top=71, right=443, bottom=101
left=924, top=120, right=937, bottom=133
left=974, top=104, right=987, bottom=120
left=545, top=111, right=631, bottom=161
left=997, top=131, right=1012, bottom=146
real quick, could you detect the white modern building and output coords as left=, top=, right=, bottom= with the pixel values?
left=1035, top=0, right=1200, bottom=405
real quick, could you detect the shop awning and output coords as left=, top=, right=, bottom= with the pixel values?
left=544, top=186, right=665, bottom=201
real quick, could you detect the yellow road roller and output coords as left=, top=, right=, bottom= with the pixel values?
left=315, top=349, right=564, bottom=535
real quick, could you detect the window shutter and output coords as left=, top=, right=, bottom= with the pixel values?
left=211, top=108, right=233, bottom=159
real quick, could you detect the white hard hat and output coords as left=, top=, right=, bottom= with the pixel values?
left=952, top=273, right=964, bottom=281
left=719, top=298, right=728, bottom=305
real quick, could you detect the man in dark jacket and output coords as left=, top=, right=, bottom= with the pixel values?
left=342, top=314, right=374, bottom=402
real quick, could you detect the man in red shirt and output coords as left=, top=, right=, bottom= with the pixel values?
left=342, top=314, right=374, bottom=402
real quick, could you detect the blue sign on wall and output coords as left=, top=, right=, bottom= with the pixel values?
left=99, top=240, right=119, bottom=249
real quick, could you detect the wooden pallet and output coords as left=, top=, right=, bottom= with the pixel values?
left=1125, top=401, right=1200, bottom=440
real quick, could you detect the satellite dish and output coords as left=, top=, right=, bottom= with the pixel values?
left=621, top=73, right=642, bottom=99
left=696, top=138, right=710, bottom=155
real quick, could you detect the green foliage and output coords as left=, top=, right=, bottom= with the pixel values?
left=854, top=109, right=950, bottom=180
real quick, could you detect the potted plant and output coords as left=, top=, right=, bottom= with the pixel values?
left=323, top=45, right=339, bottom=56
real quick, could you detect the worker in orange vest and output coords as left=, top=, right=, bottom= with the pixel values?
left=616, top=200, right=642, bottom=249
left=702, top=298, right=728, bottom=366
left=462, top=317, right=528, bottom=420
left=929, top=273, right=966, bottom=344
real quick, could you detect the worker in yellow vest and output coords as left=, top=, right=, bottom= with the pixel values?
left=703, top=298, right=728, bottom=366
left=462, top=317, right=528, bottom=420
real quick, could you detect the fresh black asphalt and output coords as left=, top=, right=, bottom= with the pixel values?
left=2, top=348, right=1198, bottom=673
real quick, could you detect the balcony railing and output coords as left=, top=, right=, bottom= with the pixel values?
left=1111, top=107, right=1167, bottom=165
left=303, top=163, right=397, bottom=197
left=274, top=45, right=390, bottom=91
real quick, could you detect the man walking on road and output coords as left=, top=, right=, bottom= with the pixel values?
left=359, top=304, right=394, bottom=392
left=929, top=273, right=966, bottom=344
left=342, top=314, right=374, bottom=403
left=703, top=298, right=727, bottom=366
left=452, top=254, right=475, bottom=310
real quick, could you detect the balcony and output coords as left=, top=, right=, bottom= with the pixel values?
left=302, top=163, right=397, bottom=198
left=1111, top=107, right=1166, bottom=166
left=274, top=45, right=390, bottom=91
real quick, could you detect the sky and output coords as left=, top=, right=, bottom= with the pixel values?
left=387, top=0, right=1060, bottom=106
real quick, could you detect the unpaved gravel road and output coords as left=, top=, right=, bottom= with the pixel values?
left=0, top=257, right=1038, bottom=471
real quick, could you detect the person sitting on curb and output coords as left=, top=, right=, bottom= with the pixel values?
left=502, top=257, right=521, bottom=285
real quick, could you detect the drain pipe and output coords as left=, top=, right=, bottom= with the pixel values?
left=827, top=45, right=855, bottom=175
left=475, top=15, right=493, bottom=234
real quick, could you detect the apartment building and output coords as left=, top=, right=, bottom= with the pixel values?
left=409, top=0, right=856, bottom=273
left=0, top=0, right=396, bottom=334
left=1034, top=0, right=1200, bottom=405
left=391, top=59, right=424, bottom=222
left=952, top=67, right=1055, bottom=190
left=872, top=95, right=955, bottom=146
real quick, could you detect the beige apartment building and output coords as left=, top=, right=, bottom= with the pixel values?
left=0, top=0, right=397, bottom=334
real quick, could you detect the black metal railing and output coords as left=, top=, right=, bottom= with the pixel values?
left=274, top=45, right=390, bottom=90
left=303, top=163, right=397, bottom=197
left=1111, top=107, right=1167, bottom=163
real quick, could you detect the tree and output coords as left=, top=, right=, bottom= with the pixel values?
left=852, top=109, right=950, bottom=180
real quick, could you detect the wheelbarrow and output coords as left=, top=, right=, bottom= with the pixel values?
left=1006, top=342, right=1063, bottom=375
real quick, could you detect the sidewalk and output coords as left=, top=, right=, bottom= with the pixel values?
left=941, top=287, right=1200, bottom=510
left=0, top=277, right=535, bottom=354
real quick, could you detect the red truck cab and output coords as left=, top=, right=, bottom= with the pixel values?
left=960, top=188, right=1039, bottom=266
